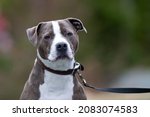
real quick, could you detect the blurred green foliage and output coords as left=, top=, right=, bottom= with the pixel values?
left=0, top=56, right=12, bottom=72
left=1, top=0, right=16, bottom=11
left=85, top=0, right=150, bottom=68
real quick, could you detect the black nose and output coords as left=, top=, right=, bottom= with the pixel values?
left=56, top=43, right=68, bottom=52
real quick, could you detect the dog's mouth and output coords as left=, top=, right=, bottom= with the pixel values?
left=48, top=53, right=73, bottom=62
left=55, top=54, right=70, bottom=61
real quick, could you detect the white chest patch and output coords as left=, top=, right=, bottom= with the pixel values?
left=39, top=70, right=74, bottom=100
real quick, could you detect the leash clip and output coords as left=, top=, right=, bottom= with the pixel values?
left=77, top=69, right=87, bottom=85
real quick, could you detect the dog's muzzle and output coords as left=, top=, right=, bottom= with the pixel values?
left=56, top=42, right=69, bottom=59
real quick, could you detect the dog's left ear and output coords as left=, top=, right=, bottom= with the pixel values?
left=67, top=18, right=87, bottom=33
left=26, top=23, right=43, bottom=47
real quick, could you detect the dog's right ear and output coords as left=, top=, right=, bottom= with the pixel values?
left=67, top=18, right=87, bottom=33
left=26, top=23, right=43, bottom=47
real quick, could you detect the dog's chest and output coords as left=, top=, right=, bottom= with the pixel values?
left=39, top=70, right=74, bottom=100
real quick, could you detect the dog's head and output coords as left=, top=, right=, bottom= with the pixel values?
left=26, top=18, right=86, bottom=62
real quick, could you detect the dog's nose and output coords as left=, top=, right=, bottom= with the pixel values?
left=56, top=43, right=68, bottom=52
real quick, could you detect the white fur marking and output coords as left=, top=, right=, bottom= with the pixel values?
left=48, top=21, right=73, bottom=61
left=39, top=70, right=74, bottom=100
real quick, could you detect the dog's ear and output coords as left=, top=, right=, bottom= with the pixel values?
left=26, top=23, right=43, bottom=47
left=67, top=18, right=87, bottom=33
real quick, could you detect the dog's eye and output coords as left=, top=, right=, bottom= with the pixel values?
left=66, top=32, right=73, bottom=37
left=44, top=35, right=51, bottom=40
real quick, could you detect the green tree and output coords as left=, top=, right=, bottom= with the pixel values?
left=85, top=0, right=150, bottom=70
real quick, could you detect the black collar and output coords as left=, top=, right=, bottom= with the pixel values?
left=37, top=57, right=84, bottom=75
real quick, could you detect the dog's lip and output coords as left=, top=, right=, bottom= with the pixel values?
left=56, top=54, right=72, bottom=61
left=57, top=55, right=70, bottom=59
left=48, top=55, right=72, bottom=62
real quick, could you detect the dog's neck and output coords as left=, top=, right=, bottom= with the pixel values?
left=37, top=50, right=75, bottom=71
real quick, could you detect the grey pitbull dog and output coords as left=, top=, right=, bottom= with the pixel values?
left=20, top=18, right=87, bottom=100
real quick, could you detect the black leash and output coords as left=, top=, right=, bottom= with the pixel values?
left=76, top=63, right=150, bottom=93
